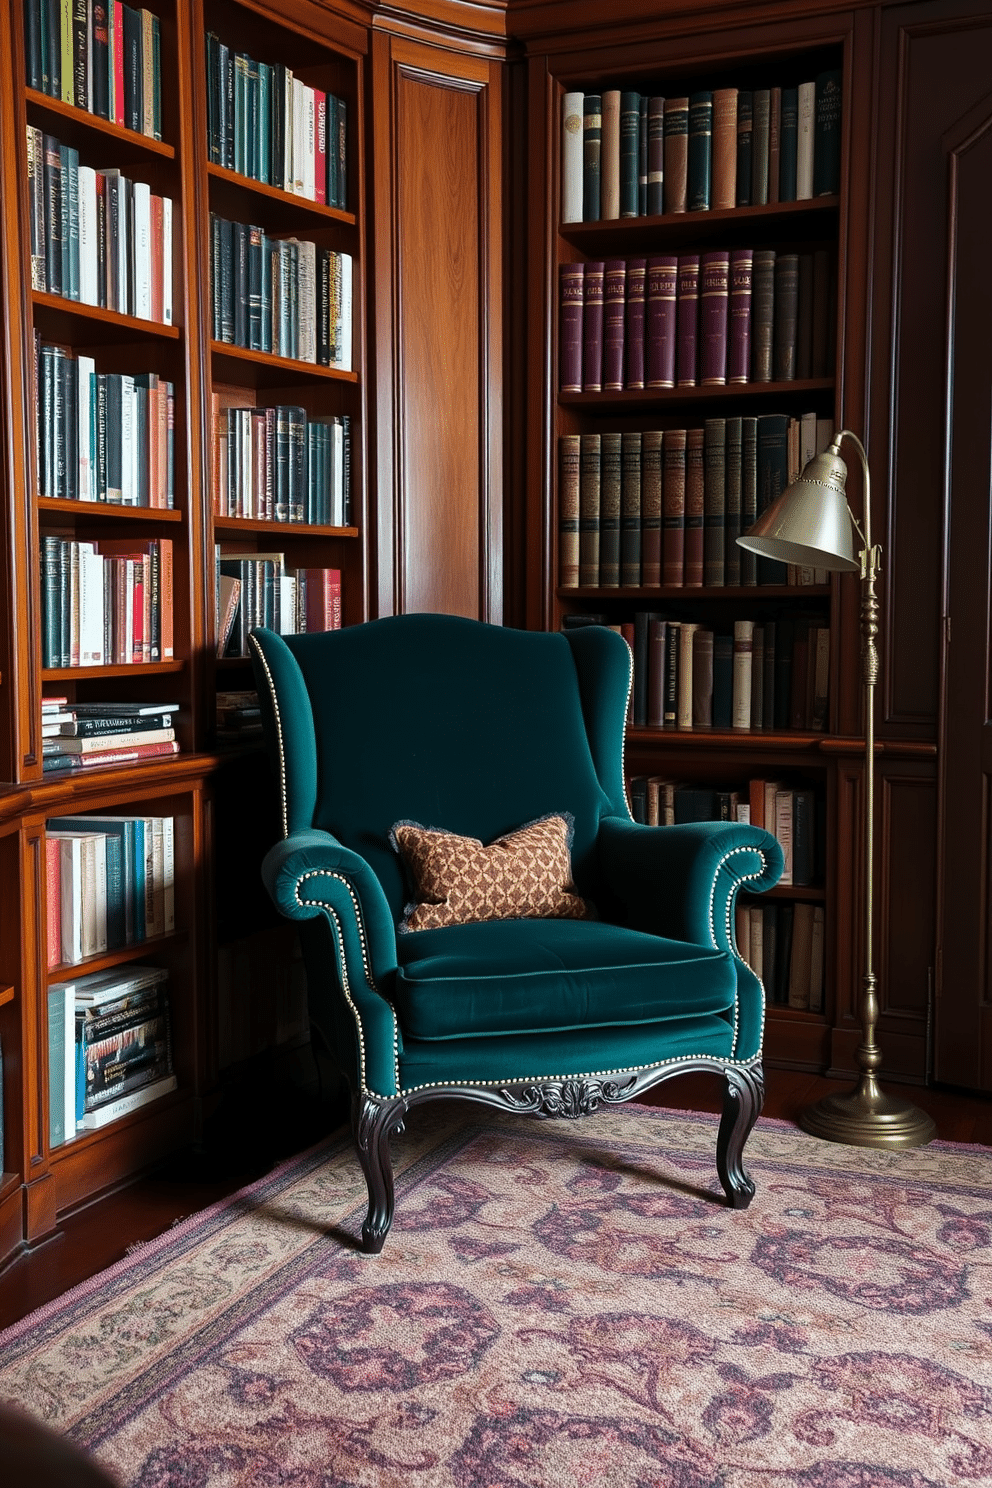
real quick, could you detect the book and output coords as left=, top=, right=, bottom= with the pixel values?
left=582, top=260, right=604, bottom=391
left=561, top=92, right=584, bottom=223
left=711, top=88, right=737, bottom=210
left=788, top=901, right=816, bottom=1009
left=559, top=262, right=584, bottom=392
left=796, top=80, right=816, bottom=199
left=48, top=981, right=76, bottom=1146
left=684, top=426, right=705, bottom=587
left=602, top=259, right=626, bottom=391
left=686, top=92, right=713, bottom=211
left=768, top=87, right=782, bottom=205
left=773, top=254, right=800, bottom=381
left=779, top=87, right=798, bottom=201
left=578, top=433, right=601, bottom=585
left=692, top=627, right=714, bottom=728
left=813, top=70, right=843, bottom=197
left=646, top=96, right=665, bottom=215
left=809, top=906, right=826, bottom=1012
left=751, top=249, right=776, bottom=383
left=619, top=432, right=642, bottom=586
left=640, top=430, right=663, bottom=586
left=699, top=249, right=729, bottom=385
left=646, top=617, right=667, bottom=727
left=582, top=93, right=602, bottom=221
left=619, top=91, right=640, bottom=217
left=558, top=436, right=581, bottom=588
left=624, top=258, right=646, bottom=389
left=76, top=1072, right=177, bottom=1130
left=703, top=418, right=725, bottom=586
left=728, top=248, right=753, bottom=384
left=600, top=90, right=621, bottom=219
left=676, top=254, right=700, bottom=387
left=732, top=619, right=754, bottom=729
left=752, top=89, right=770, bottom=204
left=599, top=431, right=621, bottom=587
left=736, top=90, right=753, bottom=206
left=663, top=97, right=688, bottom=213
left=43, top=726, right=175, bottom=754
left=646, top=255, right=677, bottom=388
left=724, top=416, right=743, bottom=585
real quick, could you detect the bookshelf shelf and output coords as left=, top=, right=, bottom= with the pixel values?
left=560, top=584, right=831, bottom=601
left=31, top=293, right=182, bottom=342
left=627, top=727, right=827, bottom=753
left=45, top=931, right=188, bottom=987
left=560, top=195, right=841, bottom=252
left=37, top=499, right=184, bottom=522
left=210, top=340, right=357, bottom=387
left=42, top=662, right=185, bottom=680
left=213, top=515, right=358, bottom=538
left=206, top=162, right=356, bottom=226
left=0, top=985, right=14, bottom=1007
left=558, top=380, right=834, bottom=413
left=24, top=88, right=176, bottom=160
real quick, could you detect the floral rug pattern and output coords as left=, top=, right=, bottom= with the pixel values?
left=2, top=1103, right=992, bottom=1487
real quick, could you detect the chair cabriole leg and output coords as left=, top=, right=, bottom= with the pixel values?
left=352, top=1091, right=406, bottom=1253
left=716, top=1063, right=764, bottom=1209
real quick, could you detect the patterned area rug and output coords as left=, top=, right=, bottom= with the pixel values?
left=2, top=1102, right=992, bottom=1487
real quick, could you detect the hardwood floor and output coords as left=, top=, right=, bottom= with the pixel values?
left=1, top=1069, right=990, bottom=1333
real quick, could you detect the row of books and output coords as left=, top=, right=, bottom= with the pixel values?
left=608, top=610, right=830, bottom=734
left=216, top=690, right=263, bottom=744
left=560, top=413, right=832, bottom=591
left=36, top=344, right=175, bottom=507
left=41, top=536, right=174, bottom=670
left=738, top=900, right=825, bottom=1011
left=216, top=557, right=342, bottom=657
left=26, top=0, right=163, bottom=140
left=209, top=216, right=352, bottom=369
left=212, top=399, right=351, bottom=527
left=205, top=33, right=347, bottom=208
left=48, top=964, right=175, bottom=1147
left=562, top=72, right=841, bottom=223
left=46, top=808, right=176, bottom=964
left=627, top=774, right=820, bottom=887
left=27, top=128, right=174, bottom=322
left=559, top=248, right=833, bottom=395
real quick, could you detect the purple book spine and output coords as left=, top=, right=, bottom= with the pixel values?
left=728, top=247, right=753, bottom=383
left=582, top=260, right=605, bottom=391
left=602, top=258, right=627, bottom=391
left=646, top=254, right=678, bottom=388
left=676, top=254, right=700, bottom=387
left=625, top=257, right=647, bottom=389
left=699, top=249, right=730, bottom=386
left=559, top=262, right=585, bottom=392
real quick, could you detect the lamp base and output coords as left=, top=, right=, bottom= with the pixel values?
left=799, top=1075, right=937, bottom=1149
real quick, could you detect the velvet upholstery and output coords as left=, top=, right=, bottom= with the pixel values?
left=249, top=614, right=784, bottom=1253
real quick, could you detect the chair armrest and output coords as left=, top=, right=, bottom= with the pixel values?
left=597, top=817, right=784, bottom=953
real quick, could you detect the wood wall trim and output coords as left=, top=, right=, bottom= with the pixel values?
left=506, top=0, right=871, bottom=54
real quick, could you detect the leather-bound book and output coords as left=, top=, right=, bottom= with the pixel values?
left=601, top=90, right=621, bottom=219
left=664, top=621, right=680, bottom=727
left=687, top=91, right=713, bottom=210
left=646, top=254, right=678, bottom=388
left=582, top=93, right=602, bottom=221
left=740, top=416, right=758, bottom=586
left=558, top=435, right=581, bottom=588
left=684, top=425, right=705, bottom=586
left=578, top=432, right=601, bottom=585
left=756, top=413, right=790, bottom=584
left=814, top=70, right=843, bottom=196
left=778, top=87, right=798, bottom=201
left=676, top=254, right=700, bottom=386
left=662, top=426, right=686, bottom=586
left=712, top=632, right=734, bottom=728
left=752, top=89, right=770, bottom=205
left=797, top=81, right=815, bottom=199
left=703, top=417, right=726, bottom=586
left=599, top=431, right=622, bottom=585
left=736, top=90, right=753, bottom=205
left=724, top=415, right=742, bottom=586
left=647, top=617, right=668, bottom=725
left=732, top=618, right=755, bottom=729
left=692, top=626, right=714, bottom=728
left=767, top=87, right=782, bottom=204
left=728, top=247, right=753, bottom=383
left=699, top=249, right=730, bottom=385
left=641, top=429, right=663, bottom=585
left=711, top=88, right=738, bottom=210
left=647, top=96, right=665, bottom=215
left=751, top=248, right=776, bottom=383
left=773, top=253, right=799, bottom=381
left=625, top=258, right=647, bottom=389
left=620, top=91, right=641, bottom=217
left=602, top=259, right=627, bottom=391
left=582, top=260, right=605, bottom=391
left=663, top=97, right=689, bottom=213
left=620, top=431, right=642, bottom=585
left=558, top=262, right=584, bottom=392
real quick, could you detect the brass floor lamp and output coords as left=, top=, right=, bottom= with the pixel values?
left=738, top=430, right=936, bottom=1149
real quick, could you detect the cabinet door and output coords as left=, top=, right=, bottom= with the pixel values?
left=369, top=33, right=503, bottom=622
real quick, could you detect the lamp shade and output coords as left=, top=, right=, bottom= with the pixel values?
left=737, top=448, right=861, bottom=573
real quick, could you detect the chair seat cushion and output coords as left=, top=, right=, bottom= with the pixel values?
left=392, top=917, right=736, bottom=1041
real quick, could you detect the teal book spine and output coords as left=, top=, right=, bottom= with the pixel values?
left=813, top=70, right=842, bottom=196
left=687, top=91, right=712, bottom=211
left=779, top=87, right=798, bottom=202
left=48, top=985, right=66, bottom=1147
left=619, top=91, right=640, bottom=217
left=257, top=62, right=271, bottom=184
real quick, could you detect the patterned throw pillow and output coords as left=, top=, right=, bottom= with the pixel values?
left=390, top=814, right=594, bottom=933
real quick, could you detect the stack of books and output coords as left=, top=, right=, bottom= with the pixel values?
left=211, top=398, right=351, bottom=525
left=205, top=35, right=347, bottom=207
left=47, top=964, right=175, bottom=1147
left=209, top=216, right=352, bottom=368
left=25, top=2, right=164, bottom=140
left=216, top=690, right=263, bottom=744
left=27, top=128, right=173, bottom=319
left=561, top=71, right=841, bottom=223
left=736, top=900, right=826, bottom=1012
left=42, top=700, right=179, bottom=775
left=45, top=806, right=176, bottom=965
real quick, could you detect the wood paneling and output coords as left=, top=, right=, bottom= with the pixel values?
left=370, top=33, right=503, bottom=621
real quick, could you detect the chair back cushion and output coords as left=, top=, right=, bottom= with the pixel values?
left=250, top=615, right=631, bottom=922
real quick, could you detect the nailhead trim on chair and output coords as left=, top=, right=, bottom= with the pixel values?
left=712, top=846, right=770, bottom=1058
left=248, top=634, right=290, bottom=840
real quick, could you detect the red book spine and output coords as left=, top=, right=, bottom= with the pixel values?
left=699, top=249, right=730, bottom=385
left=314, top=91, right=327, bottom=205
left=582, top=260, right=604, bottom=391
left=68, top=740, right=181, bottom=766
left=646, top=255, right=677, bottom=388
left=46, top=835, right=61, bottom=970
left=326, top=568, right=342, bottom=629
left=602, top=258, right=627, bottom=391
left=113, top=0, right=124, bottom=124
left=624, top=257, right=646, bottom=390
left=684, top=426, right=705, bottom=586
left=676, top=254, right=700, bottom=387
left=662, top=427, right=686, bottom=585
left=559, top=263, right=584, bottom=393
left=728, top=247, right=753, bottom=383
left=131, top=561, right=144, bottom=663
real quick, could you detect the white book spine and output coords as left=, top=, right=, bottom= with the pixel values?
left=161, top=816, right=175, bottom=933
left=292, top=78, right=305, bottom=194
left=283, top=70, right=294, bottom=193
left=677, top=622, right=698, bottom=731
left=69, top=540, right=80, bottom=665
left=142, top=817, right=157, bottom=938
left=77, top=1073, right=178, bottom=1130
left=561, top=91, right=584, bottom=224
left=133, top=180, right=151, bottom=319
left=333, top=252, right=352, bottom=371
left=298, top=239, right=316, bottom=363
left=732, top=619, right=754, bottom=730
left=78, top=540, right=101, bottom=664
left=92, top=835, right=108, bottom=954
left=151, top=817, right=165, bottom=939
left=774, top=789, right=794, bottom=885
left=331, top=418, right=344, bottom=525
left=77, top=354, right=95, bottom=501
left=58, top=836, right=83, bottom=964
left=77, top=166, right=98, bottom=305
left=304, top=85, right=316, bottom=200
left=796, top=81, right=816, bottom=199
left=161, top=197, right=173, bottom=324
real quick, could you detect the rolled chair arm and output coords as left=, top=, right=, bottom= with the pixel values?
left=597, top=817, right=784, bottom=952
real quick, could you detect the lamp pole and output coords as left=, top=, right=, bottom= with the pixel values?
left=798, top=432, right=935, bottom=1148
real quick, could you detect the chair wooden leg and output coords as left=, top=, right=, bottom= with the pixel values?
left=716, top=1063, right=764, bottom=1209
left=352, top=1092, right=406, bottom=1254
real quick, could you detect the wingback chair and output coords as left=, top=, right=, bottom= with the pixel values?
left=249, top=614, right=784, bottom=1253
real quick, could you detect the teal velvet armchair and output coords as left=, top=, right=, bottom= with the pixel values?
left=249, top=614, right=784, bottom=1253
